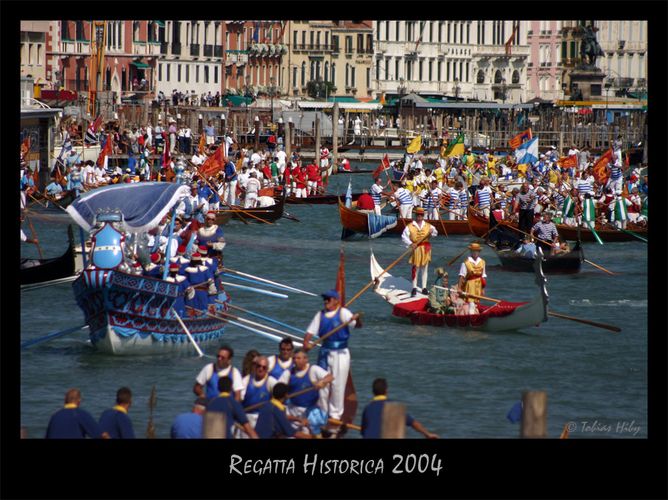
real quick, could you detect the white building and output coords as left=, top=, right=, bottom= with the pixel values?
left=595, top=20, right=647, bottom=96
left=155, top=21, right=225, bottom=99
left=372, top=21, right=530, bottom=103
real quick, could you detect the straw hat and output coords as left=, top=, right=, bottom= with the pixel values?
left=415, top=207, right=425, bottom=215
left=468, top=242, right=482, bottom=251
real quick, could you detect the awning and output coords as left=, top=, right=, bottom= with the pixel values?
left=153, top=20, right=165, bottom=27
left=328, top=96, right=359, bottom=103
left=223, top=95, right=254, bottom=107
left=131, top=61, right=150, bottom=69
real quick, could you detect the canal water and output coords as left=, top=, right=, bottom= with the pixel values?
left=19, top=168, right=648, bottom=439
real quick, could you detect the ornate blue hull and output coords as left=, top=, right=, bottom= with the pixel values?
left=73, top=269, right=227, bottom=355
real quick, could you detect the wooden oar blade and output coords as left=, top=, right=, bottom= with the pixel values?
left=548, top=311, right=621, bottom=333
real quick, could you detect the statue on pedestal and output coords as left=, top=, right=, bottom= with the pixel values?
left=579, top=24, right=605, bottom=67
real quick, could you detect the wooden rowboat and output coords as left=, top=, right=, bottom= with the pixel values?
left=370, top=250, right=549, bottom=332
left=21, top=225, right=77, bottom=286
left=467, top=207, right=648, bottom=243
left=339, top=199, right=472, bottom=238
left=215, top=192, right=286, bottom=224
left=492, top=240, right=584, bottom=274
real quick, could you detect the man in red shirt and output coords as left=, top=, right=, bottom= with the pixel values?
left=356, top=192, right=375, bottom=212
left=295, top=166, right=308, bottom=198
left=306, top=163, right=320, bottom=196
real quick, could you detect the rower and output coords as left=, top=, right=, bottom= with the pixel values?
left=531, top=212, right=559, bottom=252
left=515, top=235, right=537, bottom=259
left=458, top=242, right=487, bottom=315
left=401, top=207, right=438, bottom=297
left=239, top=355, right=278, bottom=438
left=197, top=211, right=226, bottom=270
left=165, top=263, right=190, bottom=316
left=267, top=338, right=295, bottom=381
left=369, top=176, right=385, bottom=216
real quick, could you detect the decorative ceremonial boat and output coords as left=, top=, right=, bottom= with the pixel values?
left=66, top=182, right=229, bottom=355
left=21, top=225, right=77, bottom=286
left=339, top=199, right=472, bottom=239
left=370, top=250, right=549, bottom=332
left=467, top=207, right=647, bottom=243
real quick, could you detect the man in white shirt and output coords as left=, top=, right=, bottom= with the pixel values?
left=244, top=172, right=262, bottom=208
left=193, top=345, right=244, bottom=401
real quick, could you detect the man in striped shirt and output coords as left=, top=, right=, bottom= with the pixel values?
left=393, top=182, right=414, bottom=219
left=370, top=177, right=385, bottom=216
left=457, top=182, right=469, bottom=220
left=446, top=182, right=461, bottom=221
left=422, top=180, right=442, bottom=221
left=474, top=177, right=493, bottom=218
left=531, top=212, right=559, bottom=251
left=606, top=159, right=624, bottom=195
left=513, top=182, right=537, bottom=235
left=576, top=173, right=594, bottom=200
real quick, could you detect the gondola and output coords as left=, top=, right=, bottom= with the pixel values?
left=492, top=241, right=584, bottom=274
left=338, top=198, right=472, bottom=238
left=21, top=225, right=77, bottom=286
left=467, top=206, right=648, bottom=243
left=215, top=191, right=286, bottom=224
left=370, top=250, right=549, bottom=332
left=31, top=190, right=77, bottom=210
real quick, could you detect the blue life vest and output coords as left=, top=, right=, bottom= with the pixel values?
left=318, top=309, right=349, bottom=350
left=242, top=377, right=272, bottom=413
left=268, top=355, right=293, bottom=380
left=288, top=366, right=318, bottom=408
left=205, top=364, right=234, bottom=400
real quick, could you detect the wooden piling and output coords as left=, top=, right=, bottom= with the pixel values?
left=203, top=411, right=227, bottom=439
left=332, top=102, right=339, bottom=170
left=520, top=391, right=547, bottom=438
left=314, top=112, right=321, bottom=165
left=381, top=402, right=406, bottom=439
left=286, top=121, right=293, bottom=160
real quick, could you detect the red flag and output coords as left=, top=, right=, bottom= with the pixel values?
left=509, top=128, right=532, bottom=150
left=199, top=145, right=226, bottom=178
left=335, top=246, right=346, bottom=305
left=97, top=134, right=114, bottom=167
left=372, top=154, right=390, bottom=179
left=162, top=132, right=171, bottom=167
left=505, top=22, right=519, bottom=55
left=592, top=149, right=613, bottom=185
left=198, top=131, right=206, bottom=154
left=21, top=136, right=31, bottom=156
left=557, top=156, right=578, bottom=169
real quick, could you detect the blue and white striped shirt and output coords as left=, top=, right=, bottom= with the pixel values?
left=459, top=190, right=469, bottom=207
left=609, top=165, right=623, bottom=180
left=370, top=183, right=384, bottom=206
left=448, top=188, right=459, bottom=209
left=577, top=179, right=593, bottom=195
left=476, top=187, right=492, bottom=208
left=396, top=188, right=414, bottom=206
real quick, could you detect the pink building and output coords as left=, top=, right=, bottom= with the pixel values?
left=526, top=21, right=563, bottom=101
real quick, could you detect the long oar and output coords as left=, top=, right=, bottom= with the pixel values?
left=225, top=303, right=304, bottom=334
left=447, top=224, right=497, bottom=266
left=171, top=307, right=205, bottom=357
left=24, top=214, right=44, bottom=259
left=452, top=289, right=621, bottom=333
left=243, top=383, right=326, bottom=413
left=187, top=306, right=290, bottom=345
left=328, top=417, right=362, bottom=432
left=215, top=309, right=304, bottom=344
left=604, top=222, right=648, bottom=243
left=221, top=267, right=317, bottom=296
left=345, top=232, right=432, bottom=307
left=218, top=281, right=288, bottom=299
left=21, top=324, right=89, bottom=349
left=20, top=275, right=79, bottom=292
left=499, top=221, right=616, bottom=275
left=220, top=272, right=301, bottom=294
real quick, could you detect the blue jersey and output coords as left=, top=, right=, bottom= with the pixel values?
left=268, top=355, right=293, bottom=381
left=170, top=412, right=203, bottom=439
left=224, top=161, right=237, bottom=181
left=317, top=309, right=350, bottom=350
left=45, top=406, right=104, bottom=439
left=242, top=377, right=273, bottom=413
left=207, top=393, right=249, bottom=438
left=255, top=400, right=295, bottom=439
left=99, top=407, right=135, bottom=439
left=361, top=397, right=414, bottom=439
left=203, top=364, right=237, bottom=401
left=288, top=365, right=319, bottom=408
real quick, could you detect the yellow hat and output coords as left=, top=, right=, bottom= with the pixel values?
left=415, top=207, right=425, bottom=215
left=468, top=242, right=482, bottom=251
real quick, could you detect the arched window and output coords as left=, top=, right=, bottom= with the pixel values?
left=477, top=69, right=485, bottom=84
left=325, top=61, right=329, bottom=82
left=494, top=70, right=503, bottom=84
left=512, top=70, right=520, bottom=84
left=301, top=62, right=306, bottom=86
left=331, top=63, right=336, bottom=84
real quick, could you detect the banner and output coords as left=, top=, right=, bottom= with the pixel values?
left=406, top=135, right=422, bottom=154
left=592, top=149, right=613, bottom=185
left=509, top=128, right=532, bottom=150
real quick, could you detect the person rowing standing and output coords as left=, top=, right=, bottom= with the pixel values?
left=458, top=242, right=487, bottom=315
left=401, top=207, right=438, bottom=297
left=531, top=212, right=559, bottom=252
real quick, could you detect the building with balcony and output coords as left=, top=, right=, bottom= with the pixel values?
left=223, top=21, right=286, bottom=96
left=155, top=21, right=225, bottom=100
left=46, top=20, right=162, bottom=106
left=283, top=20, right=373, bottom=98
left=21, top=21, right=50, bottom=85
left=372, top=21, right=530, bottom=103
left=595, top=21, right=647, bottom=97
left=525, top=21, right=564, bottom=101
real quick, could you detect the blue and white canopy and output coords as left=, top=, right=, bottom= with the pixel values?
left=66, top=182, right=191, bottom=233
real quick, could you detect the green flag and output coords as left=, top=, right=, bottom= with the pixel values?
left=441, top=133, right=465, bottom=158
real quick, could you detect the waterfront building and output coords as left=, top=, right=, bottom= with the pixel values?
left=525, top=21, right=564, bottom=101
left=595, top=21, right=647, bottom=98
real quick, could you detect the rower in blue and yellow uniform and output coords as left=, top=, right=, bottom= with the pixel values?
left=45, top=388, right=108, bottom=439
left=98, top=387, right=135, bottom=439
left=207, top=377, right=257, bottom=438
left=239, top=355, right=277, bottom=436
left=303, top=290, right=360, bottom=423
left=193, top=345, right=243, bottom=401
left=267, top=338, right=295, bottom=380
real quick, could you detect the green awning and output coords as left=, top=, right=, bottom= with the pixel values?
left=153, top=20, right=165, bottom=27
left=223, top=95, right=254, bottom=107
left=328, top=97, right=359, bottom=103
left=131, top=61, right=150, bottom=69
